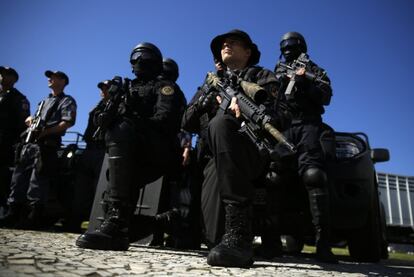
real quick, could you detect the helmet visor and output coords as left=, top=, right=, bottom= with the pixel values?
left=280, top=38, right=301, bottom=50
left=130, top=51, right=154, bottom=64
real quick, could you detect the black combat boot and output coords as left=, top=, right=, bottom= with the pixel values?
left=0, top=203, right=23, bottom=228
left=207, top=203, right=254, bottom=268
left=76, top=145, right=133, bottom=251
left=149, top=208, right=180, bottom=246
left=76, top=202, right=130, bottom=251
left=308, top=189, right=338, bottom=263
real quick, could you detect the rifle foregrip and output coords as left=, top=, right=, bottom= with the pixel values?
left=264, top=122, right=296, bottom=153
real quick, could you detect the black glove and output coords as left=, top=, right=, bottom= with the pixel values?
left=195, top=85, right=219, bottom=113
left=107, top=76, right=123, bottom=96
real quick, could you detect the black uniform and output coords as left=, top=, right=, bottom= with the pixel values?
left=0, top=88, right=30, bottom=207
left=202, top=29, right=284, bottom=268
left=275, top=59, right=332, bottom=175
left=7, top=92, right=76, bottom=228
left=274, top=31, right=337, bottom=263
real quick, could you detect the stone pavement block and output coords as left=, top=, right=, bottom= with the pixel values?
left=107, top=268, right=131, bottom=275
left=8, top=253, right=34, bottom=259
left=55, top=271, right=82, bottom=277
left=107, top=262, right=128, bottom=268
left=71, top=268, right=98, bottom=275
left=82, top=259, right=113, bottom=269
left=0, top=247, right=20, bottom=255
left=8, top=265, right=40, bottom=273
left=8, top=259, right=35, bottom=265
left=94, top=270, right=114, bottom=277
left=128, top=263, right=149, bottom=273
left=34, top=273, right=57, bottom=277
left=40, top=267, right=57, bottom=273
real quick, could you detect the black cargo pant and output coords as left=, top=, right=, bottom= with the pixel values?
left=207, top=114, right=268, bottom=205
left=282, top=120, right=328, bottom=178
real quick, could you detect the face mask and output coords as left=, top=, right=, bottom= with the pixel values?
left=282, top=46, right=301, bottom=62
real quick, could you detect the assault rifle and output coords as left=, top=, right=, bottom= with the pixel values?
left=92, top=76, right=130, bottom=139
left=277, top=53, right=329, bottom=99
left=207, top=71, right=296, bottom=159
left=24, top=100, right=45, bottom=143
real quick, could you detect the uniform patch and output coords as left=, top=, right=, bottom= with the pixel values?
left=161, top=86, right=175, bottom=96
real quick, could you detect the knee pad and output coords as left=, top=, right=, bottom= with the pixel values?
left=302, top=167, right=327, bottom=189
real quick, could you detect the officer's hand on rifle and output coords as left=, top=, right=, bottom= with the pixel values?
left=108, top=76, right=123, bottom=97
left=295, top=67, right=306, bottom=76
left=25, top=116, right=33, bottom=127
left=196, top=88, right=219, bottom=113
left=287, top=67, right=306, bottom=79
left=229, top=97, right=241, bottom=118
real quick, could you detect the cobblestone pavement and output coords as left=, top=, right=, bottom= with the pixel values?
left=1, top=229, right=413, bottom=276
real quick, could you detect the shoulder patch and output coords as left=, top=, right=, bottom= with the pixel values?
left=161, top=85, right=175, bottom=96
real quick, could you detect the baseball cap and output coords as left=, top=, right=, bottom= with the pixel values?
left=45, top=70, right=69, bottom=85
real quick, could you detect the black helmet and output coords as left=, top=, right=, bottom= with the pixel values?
left=130, top=42, right=163, bottom=78
left=210, top=29, right=260, bottom=66
left=0, top=66, right=19, bottom=83
left=280, top=31, right=307, bottom=62
left=162, top=58, right=179, bottom=82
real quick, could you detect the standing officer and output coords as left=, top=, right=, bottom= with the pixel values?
left=274, top=31, right=336, bottom=263
left=205, top=29, right=280, bottom=268
left=0, top=70, right=77, bottom=229
left=66, top=80, right=110, bottom=232
left=76, top=42, right=185, bottom=251
left=0, top=67, right=30, bottom=211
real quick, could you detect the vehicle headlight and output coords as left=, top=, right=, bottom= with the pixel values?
left=336, top=141, right=361, bottom=159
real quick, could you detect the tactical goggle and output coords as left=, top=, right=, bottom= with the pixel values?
left=280, top=38, right=301, bottom=49
left=130, top=51, right=155, bottom=64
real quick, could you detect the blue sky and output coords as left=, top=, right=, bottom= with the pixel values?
left=1, top=0, right=413, bottom=176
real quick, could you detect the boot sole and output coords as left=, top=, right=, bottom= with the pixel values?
left=75, top=235, right=129, bottom=251
left=207, top=247, right=253, bottom=268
